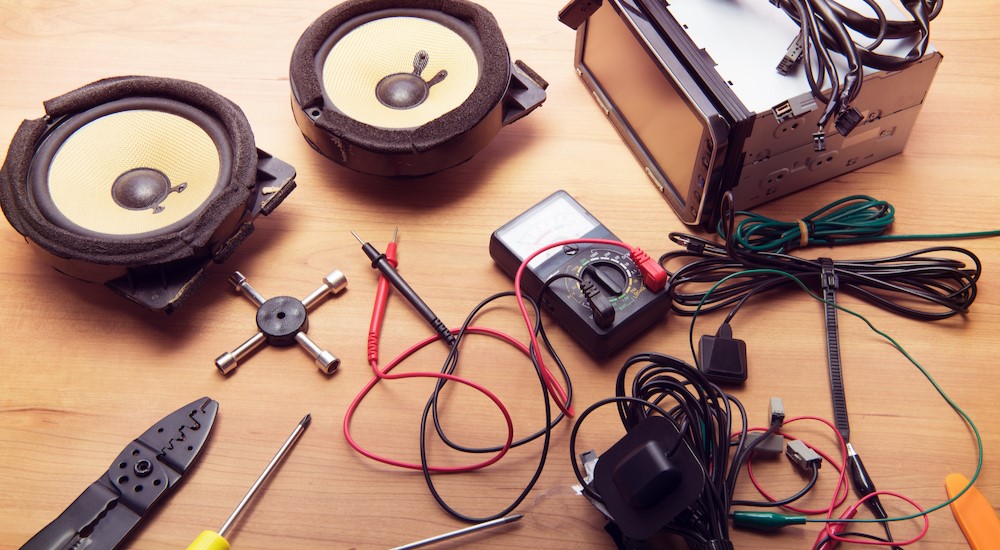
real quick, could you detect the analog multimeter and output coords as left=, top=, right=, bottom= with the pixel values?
left=489, top=190, right=669, bottom=358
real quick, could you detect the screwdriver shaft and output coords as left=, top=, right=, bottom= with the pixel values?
left=352, top=231, right=456, bottom=347
left=391, top=514, right=523, bottom=550
left=217, top=414, right=311, bottom=538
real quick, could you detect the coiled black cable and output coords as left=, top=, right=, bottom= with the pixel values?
left=571, top=353, right=755, bottom=545
left=661, top=194, right=981, bottom=321
left=418, top=276, right=578, bottom=522
left=770, top=0, right=940, bottom=134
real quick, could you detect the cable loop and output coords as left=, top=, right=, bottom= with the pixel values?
left=664, top=194, right=985, bottom=321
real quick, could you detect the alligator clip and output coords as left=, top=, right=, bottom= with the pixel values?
left=21, top=397, right=219, bottom=550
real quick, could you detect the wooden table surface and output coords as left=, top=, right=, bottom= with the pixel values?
left=1, top=1, right=996, bottom=548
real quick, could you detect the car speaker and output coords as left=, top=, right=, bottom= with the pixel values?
left=289, top=0, right=548, bottom=177
left=0, top=76, right=296, bottom=312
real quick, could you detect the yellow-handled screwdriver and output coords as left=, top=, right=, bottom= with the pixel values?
left=187, top=414, right=311, bottom=550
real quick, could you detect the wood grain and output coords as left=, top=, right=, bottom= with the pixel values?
left=0, top=1, right=996, bottom=548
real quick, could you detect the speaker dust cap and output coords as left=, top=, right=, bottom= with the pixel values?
left=0, top=76, right=297, bottom=312
left=290, top=0, right=548, bottom=177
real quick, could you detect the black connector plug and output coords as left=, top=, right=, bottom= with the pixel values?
left=698, top=322, right=747, bottom=384
left=835, top=107, right=864, bottom=136
left=581, top=277, right=615, bottom=329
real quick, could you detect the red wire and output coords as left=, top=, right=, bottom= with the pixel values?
left=347, top=235, right=534, bottom=473
left=734, top=416, right=928, bottom=546
left=344, top=326, right=524, bottom=473
left=512, top=237, right=637, bottom=417
left=742, top=422, right=849, bottom=514
left=733, top=416, right=849, bottom=525
left=348, top=236, right=649, bottom=473
left=823, top=491, right=929, bottom=547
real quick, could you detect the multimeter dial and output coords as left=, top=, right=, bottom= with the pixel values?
left=563, top=247, right=644, bottom=311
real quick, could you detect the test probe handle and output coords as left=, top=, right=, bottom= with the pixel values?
left=357, top=238, right=456, bottom=347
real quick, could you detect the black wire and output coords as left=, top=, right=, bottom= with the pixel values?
left=881, top=520, right=903, bottom=550
left=418, top=289, right=556, bottom=522
left=417, top=273, right=587, bottom=522
left=772, top=0, right=939, bottom=132
left=428, top=274, right=579, bottom=453
left=727, top=421, right=772, bottom=481
left=574, top=353, right=750, bottom=544
left=856, top=0, right=888, bottom=51
left=661, top=196, right=981, bottom=322
left=731, top=463, right=819, bottom=507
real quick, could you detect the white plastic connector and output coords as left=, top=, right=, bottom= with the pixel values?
left=786, top=439, right=822, bottom=471
left=768, top=397, right=785, bottom=426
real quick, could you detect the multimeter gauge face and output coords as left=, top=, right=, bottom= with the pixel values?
left=563, top=247, right=645, bottom=312
left=494, top=193, right=599, bottom=270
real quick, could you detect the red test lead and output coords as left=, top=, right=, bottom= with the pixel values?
left=353, top=230, right=456, bottom=347
left=367, top=228, right=398, bottom=364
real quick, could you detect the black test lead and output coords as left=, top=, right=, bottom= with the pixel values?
left=352, top=230, right=457, bottom=347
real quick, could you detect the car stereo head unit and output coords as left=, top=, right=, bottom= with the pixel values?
left=561, top=0, right=941, bottom=229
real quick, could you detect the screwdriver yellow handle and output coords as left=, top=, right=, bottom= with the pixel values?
left=187, top=530, right=230, bottom=550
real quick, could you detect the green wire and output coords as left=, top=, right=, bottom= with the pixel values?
left=688, top=268, right=984, bottom=525
left=718, top=195, right=1000, bottom=252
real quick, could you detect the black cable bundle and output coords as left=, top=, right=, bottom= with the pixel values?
left=661, top=194, right=981, bottom=322
left=570, top=353, right=770, bottom=548
left=770, top=0, right=941, bottom=137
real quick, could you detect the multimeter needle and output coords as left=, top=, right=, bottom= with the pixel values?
left=391, top=514, right=523, bottom=550
left=352, top=231, right=456, bottom=347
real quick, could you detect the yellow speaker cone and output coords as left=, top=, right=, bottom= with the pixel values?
left=46, top=109, right=222, bottom=236
left=321, top=16, right=480, bottom=129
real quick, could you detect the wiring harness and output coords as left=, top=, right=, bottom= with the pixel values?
left=769, top=0, right=941, bottom=145
left=570, top=353, right=751, bottom=547
left=662, top=195, right=981, bottom=322
left=640, top=192, right=987, bottom=547
left=569, top=350, right=949, bottom=548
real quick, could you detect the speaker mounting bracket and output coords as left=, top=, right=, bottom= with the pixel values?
left=215, top=269, right=348, bottom=375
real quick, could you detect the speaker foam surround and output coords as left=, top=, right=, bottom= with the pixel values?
left=0, top=76, right=296, bottom=312
left=290, top=0, right=548, bottom=177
